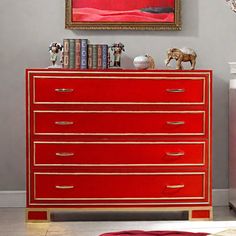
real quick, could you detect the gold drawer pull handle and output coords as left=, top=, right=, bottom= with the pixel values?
left=55, top=185, right=75, bottom=189
left=166, top=88, right=185, bottom=93
left=55, top=121, right=74, bottom=126
left=166, top=152, right=185, bottom=157
left=55, top=152, right=75, bottom=157
left=166, top=184, right=185, bottom=189
left=55, top=88, right=74, bottom=93
left=166, top=121, right=185, bottom=125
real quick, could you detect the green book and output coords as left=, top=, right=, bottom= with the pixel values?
left=92, top=45, right=98, bottom=69
left=69, top=39, right=75, bottom=69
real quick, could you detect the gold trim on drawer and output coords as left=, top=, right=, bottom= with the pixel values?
left=29, top=202, right=211, bottom=206
left=208, top=73, right=212, bottom=204
left=28, top=70, right=211, bottom=75
left=26, top=206, right=212, bottom=211
left=33, top=172, right=206, bottom=201
left=27, top=74, right=31, bottom=205
left=33, top=141, right=206, bottom=167
left=33, top=76, right=206, bottom=105
left=33, top=110, right=206, bottom=136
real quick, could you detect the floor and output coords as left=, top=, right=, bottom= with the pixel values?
left=1, top=207, right=236, bottom=236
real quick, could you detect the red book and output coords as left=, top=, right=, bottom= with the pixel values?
left=75, top=39, right=81, bottom=69
left=88, top=44, right=93, bottom=69
left=97, top=45, right=103, bottom=69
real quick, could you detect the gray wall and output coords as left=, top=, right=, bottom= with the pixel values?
left=0, top=0, right=233, bottom=190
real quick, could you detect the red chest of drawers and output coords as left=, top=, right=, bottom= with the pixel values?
left=26, top=69, right=212, bottom=222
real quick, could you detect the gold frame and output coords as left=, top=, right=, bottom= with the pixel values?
left=65, top=0, right=181, bottom=30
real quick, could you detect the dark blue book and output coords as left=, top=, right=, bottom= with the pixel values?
left=80, top=39, right=88, bottom=69
left=102, top=45, right=108, bottom=69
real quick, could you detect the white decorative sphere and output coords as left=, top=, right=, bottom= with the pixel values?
left=133, top=55, right=149, bottom=69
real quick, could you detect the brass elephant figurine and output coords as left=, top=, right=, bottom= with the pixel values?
left=165, top=48, right=197, bottom=70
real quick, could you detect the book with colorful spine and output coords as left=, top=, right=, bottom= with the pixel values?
left=62, top=39, right=111, bottom=70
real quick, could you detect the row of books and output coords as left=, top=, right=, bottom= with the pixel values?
left=63, top=39, right=109, bottom=69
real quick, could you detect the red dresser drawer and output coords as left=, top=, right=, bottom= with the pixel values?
left=34, top=111, right=205, bottom=136
left=34, top=172, right=206, bottom=201
left=33, top=77, right=205, bottom=104
left=34, top=141, right=206, bottom=166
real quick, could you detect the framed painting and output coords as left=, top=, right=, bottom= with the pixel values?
left=65, top=0, right=181, bottom=30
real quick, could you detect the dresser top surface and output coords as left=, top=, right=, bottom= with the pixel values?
left=26, top=69, right=212, bottom=74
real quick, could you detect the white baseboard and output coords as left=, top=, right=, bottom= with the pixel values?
left=0, top=189, right=229, bottom=207
left=0, top=191, right=26, bottom=207
left=213, top=189, right=229, bottom=206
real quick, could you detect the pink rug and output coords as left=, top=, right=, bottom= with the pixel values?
left=99, top=230, right=208, bottom=236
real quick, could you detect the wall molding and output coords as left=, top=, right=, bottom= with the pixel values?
left=212, top=189, right=229, bottom=206
left=0, top=189, right=229, bottom=207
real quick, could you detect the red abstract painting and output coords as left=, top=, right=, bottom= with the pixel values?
left=72, top=0, right=175, bottom=22
left=65, top=0, right=181, bottom=30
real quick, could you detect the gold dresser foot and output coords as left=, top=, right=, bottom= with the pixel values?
left=26, top=208, right=51, bottom=223
left=188, top=207, right=213, bottom=221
